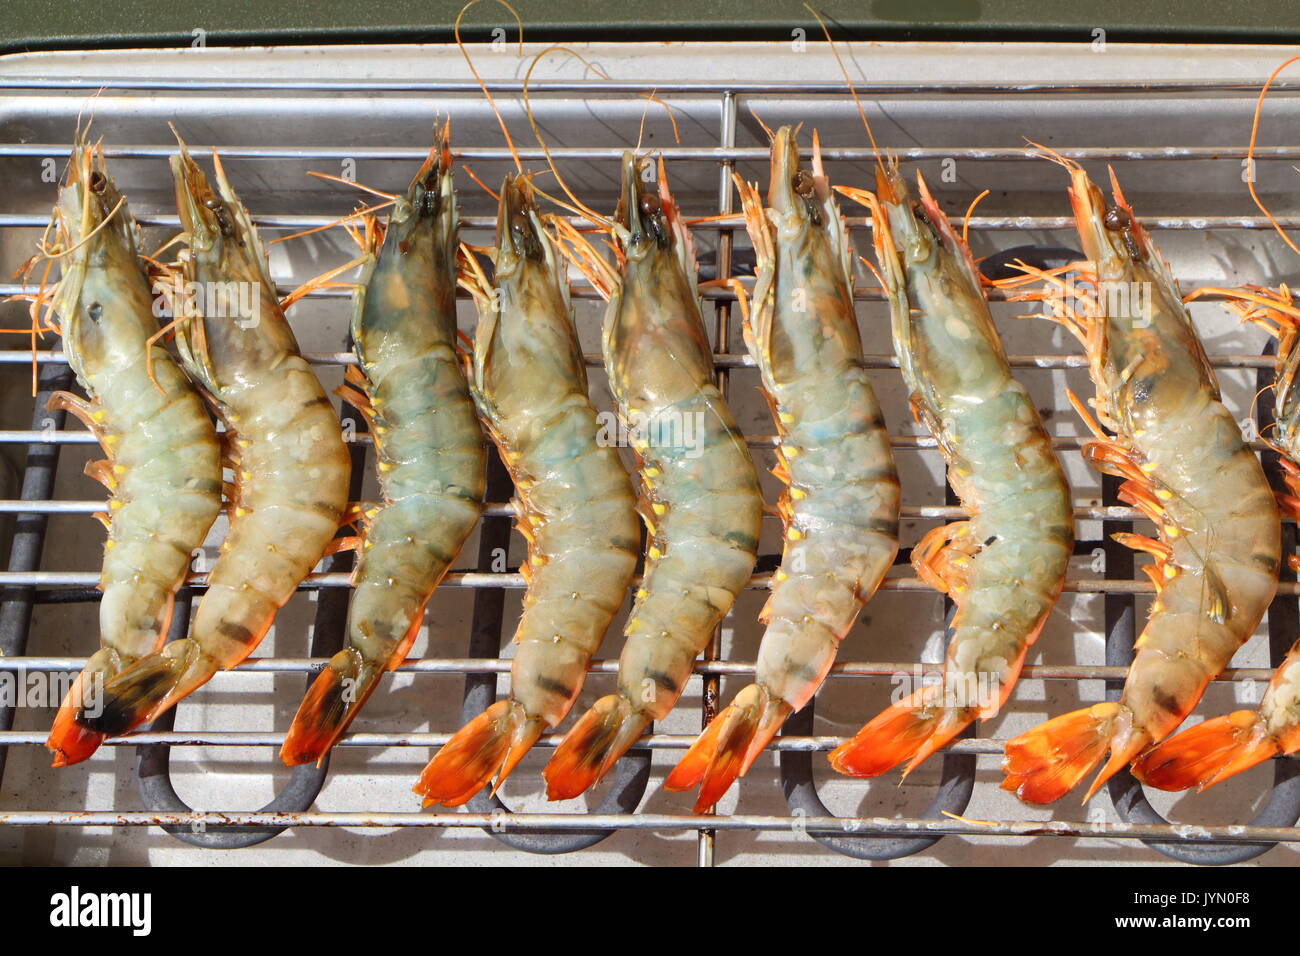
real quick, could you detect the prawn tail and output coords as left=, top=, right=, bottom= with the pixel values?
left=664, top=683, right=793, bottom=813
left=413, top=700, right=545, bottom=808
left=280, top=648, right=384, bottom=767
left=75, top=638, right=213, bottom=738
left=47, top=706, right=102, bottom=768
left=827, top=684, right=975, bottom=779
left=46, top=647, right=124, bottom=766
left=1133, top=712, right=1279, bottom=792
left=542, top=694, right=648, bottom=801
left=1001, top=702, right=1140, bottom=804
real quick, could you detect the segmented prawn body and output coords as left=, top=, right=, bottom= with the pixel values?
left=825, top=164, right=1072, bottom=781
left=665, top=128, right=899, bottom=811
left=414, top=175, right=639, bottom=806
left=542, top=154, right=763, bottom=800
left=42, top=140, right=221, bottom=765
left=76, top=142, right=352, bottom=737
left=1134, top=284, right=1300, bottom=792
left=1001, top=160, right=1279, bottom=804
left=281, top=134, right=485, bottom=766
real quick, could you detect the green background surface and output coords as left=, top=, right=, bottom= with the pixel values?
left=1, top=0, right=1298, bottom=54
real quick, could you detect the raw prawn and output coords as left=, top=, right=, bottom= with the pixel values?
left=664, top=126, right=899, bottom=811
left=281, top=130, right=486, bottom=766
left=1133, top=284, right=1300, bottom=791
left=413, top=174, right=639, bottom=806
left=828, top=163, right=1072, bottom=780
left=1000, top=158, right=1279, bottom=803
left=542, top=154, right=763, bottom=800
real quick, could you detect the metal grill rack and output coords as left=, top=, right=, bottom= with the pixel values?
left=2, top=41, right=1300, bottom=866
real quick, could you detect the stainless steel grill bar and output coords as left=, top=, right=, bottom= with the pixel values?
left=0, top=348, right=1280, bottom=371
left=1, top=430, right=1281, bottom=454
left=5, top=144, right=1300, bottom=164
left=4, top=77, right=1299, bottom=94
left=0, top=732, right=1003, bottom=752
left=697, top=87, right=740, bottom=866
left=0, top=809, right=1294, bottom=844
left=0, top=657, right=1280, bottom=682
left=0, top=500, right=1165, bottom=522
left=0, top=283, right=1272, bottom=306
left=4, top=213, right=1297, bottom=231
left=3, top=569, right=1294, bottom=595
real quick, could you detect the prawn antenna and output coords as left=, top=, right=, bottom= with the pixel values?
left=548, top=215, right=619, bottom=300
left=1024, top=139, right=1082, bottom=172
left=71, top=88, right=106, bottom=153
left=747, top=104, right=775, bottom=143
left=635, top=89, right=683, bottom=152
left=269, top=197, right=397, bottom=246
left=805, top=4, right=886, bottom=179
left=1246, top=54, right=1300, bottom=257
left=522, top=45, right=617, bottom=231
left=459, top=163, right=501, bottom=202
left=456, top=241, right=496, bottom=307
left=963, top=189, right=990, bottom=248
left=279, top=254, right=368, bottom=312
left=455, top=0, right=526, bottom=175
left=304, top=171, right=397, bottom=201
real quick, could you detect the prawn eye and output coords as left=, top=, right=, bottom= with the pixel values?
left=509, top=211, right=543, bottom=259
left=638, top=192, right=662, bottom=217
left=1104, top=207, right=1131, bottom=231
left=207, top=201, right=234, bottom=237
left=792, top=168, right=822, bottom=225
left=88, top=171, right=106, bottom=194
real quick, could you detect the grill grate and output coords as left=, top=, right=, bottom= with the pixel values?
left=2, top=53, right=1299, bottom=865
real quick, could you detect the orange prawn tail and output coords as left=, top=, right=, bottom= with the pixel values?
left=47, top=709, right=103, bottom=767
left=1133, top=711, right=1280, bottom=792
left=47, top=669, right=107, bottom=767
left=281, top=647, right=385, bottom=767
left=414, top=699, right=545, bottom=808
left=828, top=684, right=975, bottom=779
left=542, top=694, right=648, bottom=801
left=1001, top=702, right=1150, bottom=804
left=664, top=683, right=792, bottom=813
